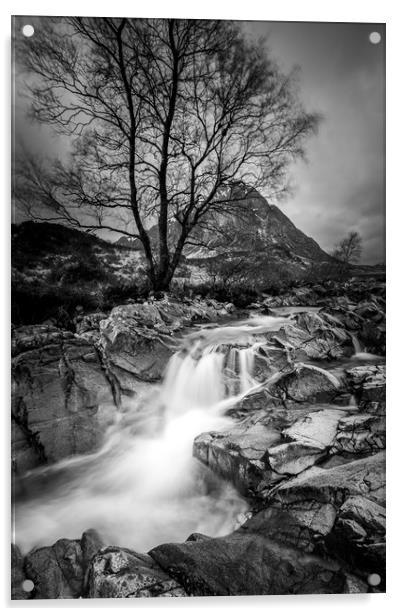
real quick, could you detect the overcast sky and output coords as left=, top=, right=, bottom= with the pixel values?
left=245, top=21, right=385, bottom=264
left=14, top=19, right=385, bottom=264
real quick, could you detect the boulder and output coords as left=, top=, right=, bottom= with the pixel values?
left=345, top=365, right=385, bottom=415
left=24, top=539, right=84, bottom=599
left=86, top=547, right=187, bottom=598
left=267, top=363, right=341, bottom=406
left=272, top=451, right=385, bottom=510
left=12, top=334, right=117, bottom=473
left=193, top=418, right=282, bottom=497
left=245, top=453, right=386, bottom=584
left=150, top=532, right=346, bottom=595
left=331, top=413, right=385, bottom=455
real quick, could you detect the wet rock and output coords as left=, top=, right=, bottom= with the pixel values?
left=267, top=363, right=341, bottom=406
left=268, top=309, right=352, bottom=362
left=193, top=419, right=282, bottom=497
left=186, top=533, right=212, bottom=542
left=11, top=544, right=30, bottom=600
left=267, top=441, right=324, bottom=475
left=194, top=406, right=350, bottom=496
left=264, top=452, right=385, bottom=562
left=24, top=539, right=84, bottom=599
left=150, top=532, right=345, bottom=595
left=86, top=547, right=187, bottom=598
left=272, top=451, right=385, bottom=511
left=331, top=413, right=385, bottom=455
left=328, top=495, right=386, bottom=581
left=283, top=407, right=347, bottom=448
left=11, top=324, right=75, bottom=357
left=359, top=322, right=385, bottom=357
left=344, top=574, right=369, bottom=594
left=80, top=529, right=106, bottom=572
left=345, top=365, right=385, bottom=415
left=12, top=335, right=117, bottom=473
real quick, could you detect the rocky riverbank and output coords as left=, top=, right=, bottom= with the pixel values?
left=11, top=277, right=386, bottom=598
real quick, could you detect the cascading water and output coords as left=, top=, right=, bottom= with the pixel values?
left=13, top=315, right=288, bottom=555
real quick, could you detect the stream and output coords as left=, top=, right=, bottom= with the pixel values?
left=13, top=312, right=382, bottom=555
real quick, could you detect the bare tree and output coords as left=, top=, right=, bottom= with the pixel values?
left=332, top=231, right=362, bottom=265
left=14, top=17, right=319, bottom=291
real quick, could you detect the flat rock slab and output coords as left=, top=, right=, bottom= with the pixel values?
left=283, top=407, right=347, bottom=448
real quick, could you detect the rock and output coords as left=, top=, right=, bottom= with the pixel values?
left=193, top=406, right=351, bottom=497
left=24, top=539, right=84, bottom=599
left=344, top=574, right=369, bottom=594
left=98, top=296, right=226, bottom=385
left=267, top=441, right=325, bottom=475
left=11, top=324, right=75, bottom=357
left=267, top=363, right=341, bottom=406
left=345, top=365, right=385, bottom=415
left=12, top=335, right=117, bottom=473
left=86, top=547, right=187, bottom=598
left=193, top=418, right=282, bottom=497
left=150, top=532, right=346, bottom=595
left=186, top=533, right=212, bottom=542
left=74, top=312, right=107, bottom=343
left=271, top=312, right=351, bottom=362
left=266, top=452, right=385, bottom=572
left=11, top=543, right=30, bottom=600
left=331, top=413, right=385, bottom=455
left=283, top=407, right=347, bottom=449
left=238, top=506, right=331, bottom=553
left=328, top=496, right=386, bottom=574
left=272, top=451, right=385, bottom=511
left=80, top=529, right=105, bottom=572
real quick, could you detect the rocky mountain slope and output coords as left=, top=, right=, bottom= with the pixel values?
left=116, top=185, right=335, bottom=284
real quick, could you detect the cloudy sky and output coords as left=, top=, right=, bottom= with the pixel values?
left=246, top=21, right=385, bottom=264
left=14, top=19, right=385, bottom=264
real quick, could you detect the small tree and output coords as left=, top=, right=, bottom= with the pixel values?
left=14, top=17, right=319, bottom=292
left=332, top=231, right=362, bottom=265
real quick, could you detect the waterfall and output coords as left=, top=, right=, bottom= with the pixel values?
left=351, top=333, right=363, bottom=354
left=13, top=314, right=287, bottom=554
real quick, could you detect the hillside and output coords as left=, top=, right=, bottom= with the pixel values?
left=12, top=221, right=145, bottom=325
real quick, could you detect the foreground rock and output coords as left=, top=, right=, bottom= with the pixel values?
left=267, top=451, right=386, bottom=583
left=87, top=548, right=187, bottom=598
left=12, top=335, right=117, bottom=473
left=150, top=532, right=345, bottom=595
left=22, top=529, right=104, bottom=599
left=345, top=365, right=386, bottom=415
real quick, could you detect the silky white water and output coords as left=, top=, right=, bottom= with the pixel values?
left=13, top=315, right=287, bottom=554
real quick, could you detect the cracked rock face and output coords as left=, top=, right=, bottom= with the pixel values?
left=345, top=365, right=385, bottom=415
left=12, top=337, right=117, bottom=473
